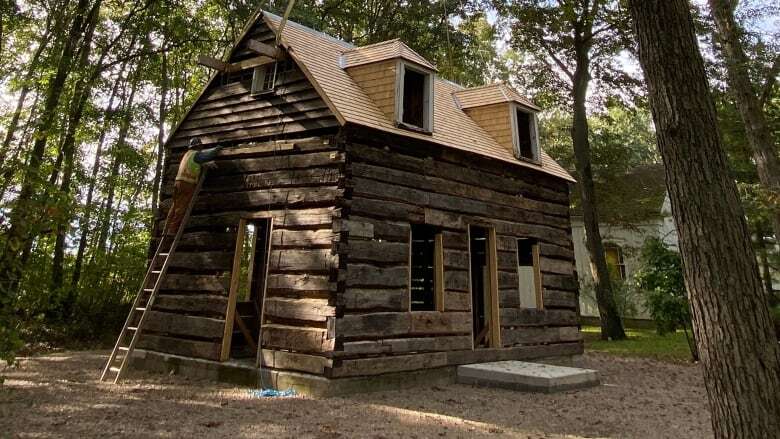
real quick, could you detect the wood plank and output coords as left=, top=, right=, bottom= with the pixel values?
left=341, top=216, right=409, bottom=241
left=138, top=334, right=221, bottom=361
left=339, top=240, right=409, bottom=264
left=443, top=291, right=470, bottom=311
left=540, top=257, right=574, bottom=275
left=332, top=218, right=375, bottom=239
left=144, top=311, right=225, bottom=340
left=443, top=249, right=469, bottom=270
left=194, top=187, right=342, bottom=212
left=498, top=308, right=578, bottom=326
left=336, top=313, right=410, bottom=338
left=543, top=289, right=578, bottom=309
left=340, top=335, right=472, bottom=356
left=267, top=274, right=335, bottom=293
left=543, top=274, right=578, bottom=291
left=202, top=168, right=342, bottom=194
left=245, top=38, right=284, bottom=58
left=271, top=228, right=335, bottom=247
left=348, top=196, right=424, bottom=222
left=443, top=270, right=469, bottom=292
left=166, top=251, right=233, bottom=271
left=444, top=342, right=584, bottom=366
left=410, top=311, right=471, bottom=335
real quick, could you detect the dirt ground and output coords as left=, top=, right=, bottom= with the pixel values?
left=1, top=351, right=710, bottom=438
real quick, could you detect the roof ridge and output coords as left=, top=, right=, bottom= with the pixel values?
left=341, top=38, right=401, bottom=53
left=453, top=81, right=507, bottom=94
left=264, top=11, right=355, bottom=49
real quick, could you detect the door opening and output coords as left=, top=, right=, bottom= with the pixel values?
left=469, top=225, right=499, bottom=348
left=223, top=218, right=272, bottom=361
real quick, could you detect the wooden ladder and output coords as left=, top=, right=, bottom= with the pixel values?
left=100, top=175, right=205, bottom=383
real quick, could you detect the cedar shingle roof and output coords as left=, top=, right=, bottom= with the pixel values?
left=454, top=82, right=541, bottom=112
left=262, top=12, right=574, bottom=182
left=340, top=39, right=438, bottom=71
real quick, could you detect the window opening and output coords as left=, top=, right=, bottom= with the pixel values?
left=410, top=224, right=440, bottom=311
left=470, top=226, right=498, bottom=348
left=251, top=62, right=278, bottom=95
left=605, top=245, right=626, bottom=280
left=517, top=238, right=541, bottom=309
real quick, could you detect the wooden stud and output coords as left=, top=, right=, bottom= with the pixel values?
left=488, top=228, right=501, bottom=348
left=255, top=217, right=274, bottom=368
left=198, top=55, right=229, bottom=72
left=533, top=242, right=544, bottom=310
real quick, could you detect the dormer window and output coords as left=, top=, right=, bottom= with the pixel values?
left=251, top=62, right=277, bottom=95
left=396, top=61, right=433, bottom=132
left=512, top=105, right=539, bottom=162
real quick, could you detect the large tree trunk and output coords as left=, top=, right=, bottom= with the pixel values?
left=0, top=0, right=92, bottom=297
left=629, top=1, right=780, bottom=436
left=708, top=0, right=780, bottom=243
left=571, top=45, right=626, bottom=341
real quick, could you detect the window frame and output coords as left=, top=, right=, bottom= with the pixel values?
left=395, top=60, right=434, bottom=133
left=516, top=238, right=543, bottom=310
left=408, top=224, right=444, bottom=312
left=250, top=62, right=278, bottom=96
left=604, top=244, right=626, bottom=280
left=510, top=103, right=540, bottom=163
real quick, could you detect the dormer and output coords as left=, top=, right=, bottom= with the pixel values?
left=341, top=40, right=437, bottom=133
left=455, top=83, right=541, bottom=163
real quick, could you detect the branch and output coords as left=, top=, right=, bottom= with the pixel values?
left=760, top=55, right=780, bottom=107
left=540, top=38, right=574, bottom=82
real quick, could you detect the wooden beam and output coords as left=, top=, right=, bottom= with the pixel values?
left=246, top=38, right=284, bottom=59
left=198, top=55, right=229, bottom=72
left=197, top=54, right=275, bottom=73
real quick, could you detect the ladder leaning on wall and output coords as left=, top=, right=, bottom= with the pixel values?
left=100, top=174, right=206, bottom=384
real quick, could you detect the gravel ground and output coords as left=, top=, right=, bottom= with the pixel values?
left=0, top=351, right=710, bottom=438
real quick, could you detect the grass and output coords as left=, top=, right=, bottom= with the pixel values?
left=581, top=325, right=695, bottom=363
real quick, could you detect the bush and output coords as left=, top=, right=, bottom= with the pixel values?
left=634, top=237, right=698, bottom=361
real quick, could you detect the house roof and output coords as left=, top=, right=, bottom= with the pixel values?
left=571, top=163, right=668, bottom=224
left=340, top=39, right=438, bottom=71
left=203, top=11, right=573, bottom=183
left=454, top=82, right=541, bottom=112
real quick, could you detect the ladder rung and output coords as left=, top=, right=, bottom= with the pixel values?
left=127, top=326, right=138, bottom=331
left=109, top=367, right=121, bottom=373
left=135, top=307, right=146, bottom=311
left=151, top=271, right=162, bottom=274
left=143, top=289, right=154, bottom=292
left=118, top=347, right=129, bottom=351
left=158, top=253, right=169, bottom=257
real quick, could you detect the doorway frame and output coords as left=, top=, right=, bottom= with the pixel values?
left=467, top=224, right=501, bottom=349
left=220, top=216, right=274, bottom=362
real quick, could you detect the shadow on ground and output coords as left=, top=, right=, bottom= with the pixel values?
left=0, top=351, right=710, bottom=438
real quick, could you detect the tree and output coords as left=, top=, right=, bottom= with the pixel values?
left=496, top=0, right=634, bottom=339
left=707, top=0, right=780, bottom=244
left=628, top=0, right=780, bottom=435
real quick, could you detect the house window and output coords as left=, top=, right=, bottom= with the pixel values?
left=410, top=224, right=442, bottom=311
left=511, top=105, right=539, bottom=161
left=517, top=238, right=542, bottom=309
left=605, top=245, right=626, bottom=280
left=251, top=62, right=278, bottom=95
left=397, top=62, right=433, bottom=132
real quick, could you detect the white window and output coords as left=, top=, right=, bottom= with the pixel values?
left=396, top=61, right=434, bottom=132
left=251, top=62, right=278, bottom=96
left=517, top=238, right=542, bottom=309
left=511, top=105, right=540, bottom=162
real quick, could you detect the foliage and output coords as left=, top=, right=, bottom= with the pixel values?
left=579, top=277, right=641, bottom=319
left=634, top=238, right=688, bottom=334
left=581, top=325, right=693, bottom=363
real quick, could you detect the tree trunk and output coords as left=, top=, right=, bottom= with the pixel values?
left=708, top=0, right=780, bottom=243
left=0, top=0, right=92, bottom=297
left=571, top=45, right=626, bottom=341
left=150, top=49, right=168, bottom=232
left=70, top=67, right=125, bottom=290
left=628, top=1, right=780, bottom=436
left=50, top=0, right=102, bottom=295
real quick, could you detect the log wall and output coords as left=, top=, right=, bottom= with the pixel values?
left=139, top=19, right=342, bottom=373
left=330, top=131, right=581, bottom=377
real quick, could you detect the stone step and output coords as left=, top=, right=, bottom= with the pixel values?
left=457, top=360, right=599, bottom=393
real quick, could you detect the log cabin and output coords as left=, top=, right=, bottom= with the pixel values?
left=134, top=9, right=582, bottom=395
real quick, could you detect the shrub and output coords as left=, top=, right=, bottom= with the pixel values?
left=634, top=237, right=698, bottom=361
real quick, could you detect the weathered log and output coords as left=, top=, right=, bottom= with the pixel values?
left=261, top=323, right=333, bottom=353
left=153, top=294, right=229, bottom=316
left=138, top=334, right=221, bottom=361
left=202, top=168, right=342, bottom=194
left=443, top=291, right=470, bottom=311
left=340, top=335, right=472, bottom=356
left=543, top=274, right=578, bottom=292
left=330, top=352, right=447, bottom=377
left=338, top=288, right=409, bottom=311
left=501, top=326, right=582, bottom=346
left=144, top=311, right=225, bottom=339
left=543, top=289, right=579, bottom=309
left=194, top=187, right=341, bottom=212
left=263, top=297, right=335, bottom=322
left=540, top=257, right=574, bottom=275
left=165, top=251, right=233, bottom=271
left=344, top=264, right=408, bottom=288
left=271, top=228, right=335, bottom=247
left=348, top=196, right=424, bottom=222
left=338, top=240, right=409, bottom=264
left=268, top=249, right=338, bottom=272
left=499, top=308, right=578, bottom=326
left=260, top=349, right=332, bottom=375
left=443, top=249, right=469, bottom=270
left=160, top=274, right=230, bottom=293
left=410, top=311, right=471, bottom=335
left=444, top=270, right=469, bottom=292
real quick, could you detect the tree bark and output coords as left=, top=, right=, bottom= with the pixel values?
left=150, top=49, right=168, bottom=232
left=708, top=0, right=780, bottom=244
left=628, top=1, right=780, bottom=436
left=570, top=9, right=626, bottom=341
left=0, top=0, right=93, bottom=297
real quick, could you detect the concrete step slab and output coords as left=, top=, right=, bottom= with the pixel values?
left=457, top=360, right=599, bottom=393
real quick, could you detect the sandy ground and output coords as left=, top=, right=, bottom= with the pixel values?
left=0, top=351, right=710, bottom=438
